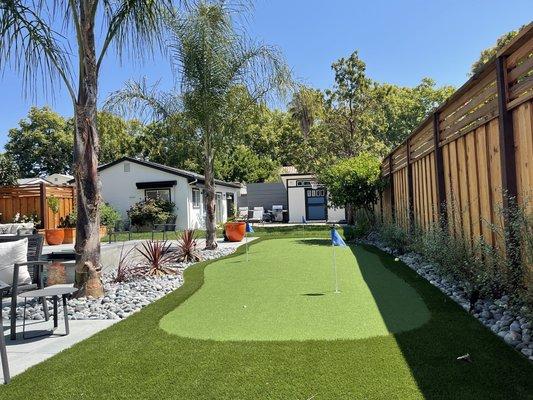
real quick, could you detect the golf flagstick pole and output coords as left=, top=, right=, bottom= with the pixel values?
left=333, top=242, right=339, bottom=293
left=245, top=229, right=248, bottom=262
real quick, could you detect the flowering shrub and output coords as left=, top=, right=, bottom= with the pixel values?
left=12, top=211, right=41, bottom=225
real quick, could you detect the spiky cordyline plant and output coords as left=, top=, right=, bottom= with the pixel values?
left=105, top=0, right=292, bottom=251
left=176, top=229, right=202, bottom=262
left=0, top=0, right=174, bottom=296
left=137, top=240, right=176, bottom=276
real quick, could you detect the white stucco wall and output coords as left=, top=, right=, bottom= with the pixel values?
left=99, top=161, right=189, bottom=229
left=187, top=187, right=239, bottom=229
left=99, top=160, right=240, bottom=230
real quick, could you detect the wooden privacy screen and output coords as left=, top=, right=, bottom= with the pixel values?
left=0, top=183, right=75, bottom=230
left=377, top=23, right=533, bottom=254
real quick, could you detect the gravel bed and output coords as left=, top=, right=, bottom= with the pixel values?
left=364, top=233, right=533, bottom=362
left=2, top=248, right=234, bottom=321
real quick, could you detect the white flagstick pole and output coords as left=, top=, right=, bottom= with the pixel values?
left=333, top=243, right=340, bottom=293
left=245, top=228, right=248, bottom=262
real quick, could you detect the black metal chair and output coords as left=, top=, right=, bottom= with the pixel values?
left=0, top=235, right=51, bottom=340
left=152, top=215, right=178, bottom=240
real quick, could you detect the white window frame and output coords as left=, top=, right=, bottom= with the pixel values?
left=192, top=188, right=201, bottom=208
left=145, top=188, right=171, bottom=202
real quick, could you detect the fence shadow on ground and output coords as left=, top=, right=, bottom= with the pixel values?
left=351, top=244, right=532, bottom=399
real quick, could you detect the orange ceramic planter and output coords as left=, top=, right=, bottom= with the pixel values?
left=225, top=221, right=246, bottom=242
left=45, top=228, right=65, bottom=245
left=99, top=226, right=108, bottom=238
left=63, top=228, right=76, bottom=244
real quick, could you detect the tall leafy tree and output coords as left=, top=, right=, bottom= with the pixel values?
left=0, top=153, right=20, bottom=186
left=0, top=0, right=173, bottom=295
left=97, top=111, right=139, bottom=164
left=5, top=107, right=72, bottom=176
left=107, top=1, right=291, bottom=249
left=324, top=51, right=378, bottom=158
left=470, top=25, right=527, bottom=75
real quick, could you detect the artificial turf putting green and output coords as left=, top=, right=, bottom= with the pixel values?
left=160, top=238, right=430, bottom=341
left=1, top=236, right=532, bottom=400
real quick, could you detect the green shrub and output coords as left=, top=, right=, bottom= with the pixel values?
left=318, top=153, right=384, bottom=222
left=127, top=198, right=174, bottom=228
left=377, top=221, right=411, bottom=254
left=343, top=209, right=373, bottom=241
left=100, top=203, right=121, bottom=231
left=59, top=212, right=77, bottom=228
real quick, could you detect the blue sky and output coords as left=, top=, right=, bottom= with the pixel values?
left=0, top=0, right=530, bottom=149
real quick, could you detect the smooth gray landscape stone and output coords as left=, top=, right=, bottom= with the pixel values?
left=3, top=247, right=235, bottom=322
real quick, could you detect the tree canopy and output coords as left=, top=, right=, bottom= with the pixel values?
left=0, top=153, right=19, bottom=186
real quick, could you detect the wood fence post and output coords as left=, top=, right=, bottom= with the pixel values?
left=495, top=56, right=518, bottom=206
left=495, top=55, right=519, bottom=263
left=389, top=154, right=395, bottom=222
left=39, top=183, right=48, bottom=230
left=406, top=138, right=414, bottom=230
left=433, top=111, right=447, bottom=227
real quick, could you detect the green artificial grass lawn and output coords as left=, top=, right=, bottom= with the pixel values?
left=1, top=237, right=532, bottom=400
left=160, top=238, right=430, bottom=341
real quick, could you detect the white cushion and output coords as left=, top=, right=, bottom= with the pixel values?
left=0, top=238, right=31, bottom=285
left=0, top=225, right=11, bottom=235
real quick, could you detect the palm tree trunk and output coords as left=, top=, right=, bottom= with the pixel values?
left=204, top=139, right=217, bottom=250
left=73, top=2, right=103, bottom=297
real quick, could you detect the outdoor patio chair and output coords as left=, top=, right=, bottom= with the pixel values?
left=0, top=234, right=51, bottom=340
left=250, top=207, right=264, bottom=222
left=238, top=207, right=249, bottom=220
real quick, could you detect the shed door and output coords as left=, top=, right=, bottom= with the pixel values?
left=305, top=188, right=327, bottom=221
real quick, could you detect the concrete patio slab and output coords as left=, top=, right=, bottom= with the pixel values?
left=1, top=319, right=118, bottom=383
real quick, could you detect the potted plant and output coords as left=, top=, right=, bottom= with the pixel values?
left=59, top=212, right=77, bottom=244
left=224, top=205, right=246, bottom=242
left=100, top=203, right=120, bottom=238
left=45, top=195, right=64, bottom=245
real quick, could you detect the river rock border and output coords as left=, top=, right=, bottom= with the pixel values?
left=364, top=234, right=533, bottom=362
left=3, top=247, right=235, bottom=322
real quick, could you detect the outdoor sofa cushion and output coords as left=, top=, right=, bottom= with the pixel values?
left=0, top=223, right=34, bottom=235
left=0, top=238, right=31, bottom=285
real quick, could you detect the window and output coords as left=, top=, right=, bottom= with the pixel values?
left=192, top=188, right=201, bottom=208
left=296, top=180, right=317, bottom=187
left=145, top=189, right=171, bottom=202
left=124, top=162, right=131, bottom=173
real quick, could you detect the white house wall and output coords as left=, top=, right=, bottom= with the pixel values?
left=99, top=161, right=190, bottom=229
left=187, top=186, right=239, bottom=229
left=100, top=160, right=239, bottom=230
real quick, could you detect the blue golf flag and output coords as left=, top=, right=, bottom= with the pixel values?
left=246, top=223, right=254, bottom=233
left=331, top=229, right=346, bottom=247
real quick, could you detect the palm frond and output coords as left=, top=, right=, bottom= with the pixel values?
left=98, top=0, right=175, bottom=72
left=104, top=78, right=182, bottom=122
left=0, top=0, right=75, bottom=100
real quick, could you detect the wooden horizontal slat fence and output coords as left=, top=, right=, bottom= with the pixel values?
left=376, top=23, right=533, bottom=260
left=0, top=183, right=75, bottom=229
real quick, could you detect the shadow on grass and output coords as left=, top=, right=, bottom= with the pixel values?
left=295, top=238, right=330, bottom=246
left=351, top=244, right=533, bottom=399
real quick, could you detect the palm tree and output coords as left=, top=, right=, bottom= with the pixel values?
left=288, top=85, right=324, bottom=140
left=106, top=1, right=291, bottom=249
left=0, top=1, right=173, bottom=296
